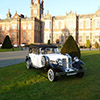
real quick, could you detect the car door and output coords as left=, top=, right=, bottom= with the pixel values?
left=29, top=48, right=40, bottom=68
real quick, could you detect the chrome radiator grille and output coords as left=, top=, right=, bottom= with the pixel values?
left=68, top=57, right=72, bottom=68
left=62, top=58, right=67, bottom=68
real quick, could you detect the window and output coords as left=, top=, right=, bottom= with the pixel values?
left=86, top=36, right=89, bottom=40
left=23, top=32, right=26, bottom=41
left=85, top=20, right=90, bottom=29
left=11, top=24, right=17, bottom=30
left=49, top=22, right=52, bottom=29
left=28, top=24, right=32, bottom=30
left=17, top=24, right=19, bottom=30
left=79, top=20, right=83, bottom=29
left=55, top=21, right=59, bottom=29
left=96, top=20, right=100, bottom=28
left=32, top=48, right=39, bottom=54
left=67, top=20, right=75, bottom=28
left=95, top=33, right=100, bottom=36
left=61, top=22, right=65, bottom=29
left=23, top=24, right=26, bottom=30
left=79, top=36, right=82, bottom=42
left=33, top=9, right=37, bottom=14
left=38, top=26, right=40, bottom=30
left=35, top=25, right=40, bottom=30
left=45, top=21, right=51, bottom=29
left=6, top=25, right=10, bottom=30
left=11, top=33, right=16, bottom=42
left=28, top=32, right=31, bottom=42
left=2, top=34, right=4, bottom=39
left=95, top=33, right=100, bottom=39
left=2, top=25, right=5, bottom=31
left=17, top=32, right=18, bottom=42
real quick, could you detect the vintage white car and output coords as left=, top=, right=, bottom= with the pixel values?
left=26, top=44, right=85, bottom=82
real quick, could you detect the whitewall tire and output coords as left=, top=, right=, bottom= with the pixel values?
left=47, top=68, right=57, bottom=82
left=26, top=60, right=31, bottom=69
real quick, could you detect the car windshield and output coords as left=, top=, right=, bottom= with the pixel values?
left=41, top=47, right=60, bottom=54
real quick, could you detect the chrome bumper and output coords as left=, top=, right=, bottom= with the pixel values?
left=56, top=69, right=85, bottom=76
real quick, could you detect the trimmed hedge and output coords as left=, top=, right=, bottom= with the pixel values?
left=47, top=40, right=50, bottom=44
left=1, top=35, right=13, bottom=49
left=86, top=39, right=90, bottom=48
left=61, top=35, right=81, bottom=59
left=95, top=41, right=99, bottom=48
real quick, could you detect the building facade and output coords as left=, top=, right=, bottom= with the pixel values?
left=43, top=11, right=77, bottom=44
left=0, top=0, right=100, bottom=47
left=43, top=9, right=100, bottom=47
left=0, top=0, right=44, bottom=46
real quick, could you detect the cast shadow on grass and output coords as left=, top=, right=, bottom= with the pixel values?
left=30, top=67, right=84, bottom=82
left=30, top=67, right=48, bottom=79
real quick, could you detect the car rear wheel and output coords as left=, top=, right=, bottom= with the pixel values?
left=47, top=68, right=57, bottom=82
left=26, top=60, right=31, bottom=69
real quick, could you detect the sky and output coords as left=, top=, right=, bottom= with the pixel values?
left=0, top=0, right=100, bottom=19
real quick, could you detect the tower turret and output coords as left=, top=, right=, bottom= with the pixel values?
left=38, top=0, right=40, bottom=4
left=6, top=9, right=12, bottom=19
left=30, top=0, right=44, bottom=19
left=42, top=0, right=44, bottom=7
left=31, top=0, right=33, bottom=5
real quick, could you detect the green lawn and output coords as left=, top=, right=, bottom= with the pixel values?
left=0, top=51, right=100, bottom=100
left=0, top=48, right=20, bottom=52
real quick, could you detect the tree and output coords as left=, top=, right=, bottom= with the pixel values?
left=1, top=35, right=13, bottom=49
left=61, top=35, right=81, bottom=59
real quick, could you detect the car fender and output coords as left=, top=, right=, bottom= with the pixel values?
left=49, top=64, right=65, bottom=72
left=79, top=60, right=85, bottom=65
left=42, top=56, right=50, bottom=67
left=26, top=56, right=31, bottom=62
left=42, top=56, right=65, bottom=72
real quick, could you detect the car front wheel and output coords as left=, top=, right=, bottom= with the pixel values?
left=47, top=68, right=57, bottom=82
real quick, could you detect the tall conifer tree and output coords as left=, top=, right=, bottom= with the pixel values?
left=1, top=35, right=13, bottom=49
left=61, top=35, right=81, bottom=59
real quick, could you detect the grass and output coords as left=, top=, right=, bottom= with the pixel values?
left=0, top=51, right=100, bottom=100
left=0, top=48, right=20, bottom=52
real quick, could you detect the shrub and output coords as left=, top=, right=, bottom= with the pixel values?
left=61, top=35, right=81, bottom=59
left=86, top=39, right=90, bottom=48
left=29, top=43, right=34, bottom=45
left=1, top=35, right=13, bottom=49
left=56, top=39, right=59, bottom=44
left=99, top=46, right=100, bottom=50
left=95, top=41, right=99, bottom=48
left=47, top=40, right=50, bottom=45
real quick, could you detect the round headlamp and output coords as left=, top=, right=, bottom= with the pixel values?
left=57, top=59, right=62, bottom=66
left=74, top=57, right=79, bottom=62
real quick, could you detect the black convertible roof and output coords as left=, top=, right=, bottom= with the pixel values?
left=28, top=44, right=57, bottom=48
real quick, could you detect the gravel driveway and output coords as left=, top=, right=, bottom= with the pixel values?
left=0, top=50, right=28, bottom=68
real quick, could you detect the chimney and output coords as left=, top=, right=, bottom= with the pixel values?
left=38, top=0, right=40, bottom=4
left=31, top=0, right=33, bottom=4
left=42, top=0, right=44, bottom=6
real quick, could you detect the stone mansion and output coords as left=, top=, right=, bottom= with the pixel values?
left=0, top=0, right=100, bottom=47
